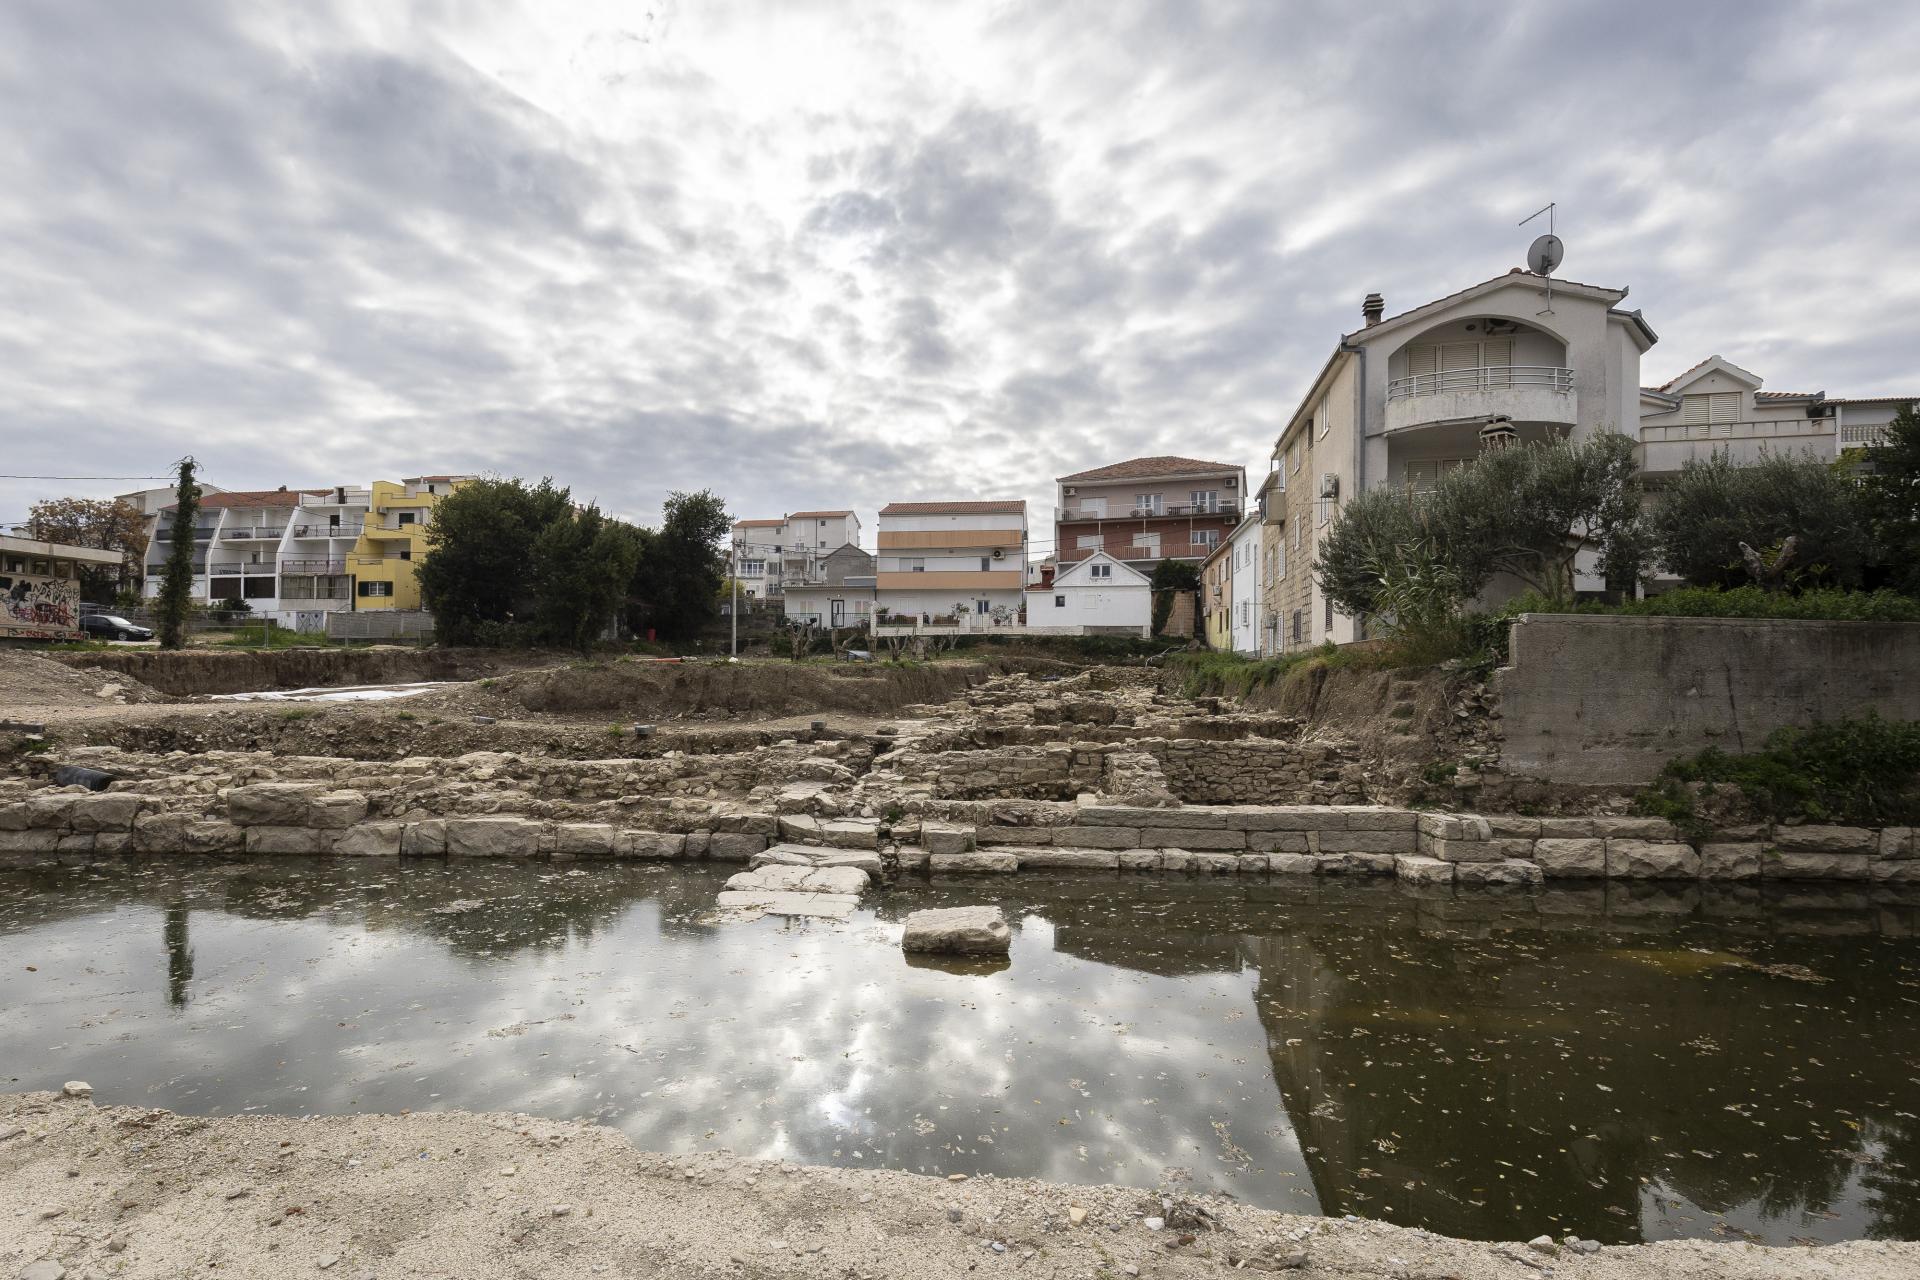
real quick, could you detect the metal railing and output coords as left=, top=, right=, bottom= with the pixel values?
left=289, top=523, right=364, bottom=539
left=207, top=562, right=277, bottom=576
left=1058, top=542, right=1218, bottom=562
left=1074, top=502, right=1237, bottom=520
left=153, top=527, right=220, bottom=542
left=219, top=526, right=288, bottom=540
left=280, top=559, right=347, bottom=575
left=1387, top=365, right=1573, bottom=400
left=1639, top=419, right=1833, bottom=443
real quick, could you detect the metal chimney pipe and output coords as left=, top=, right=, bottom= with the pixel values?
left=1362, top=293, right=1384, bottom=326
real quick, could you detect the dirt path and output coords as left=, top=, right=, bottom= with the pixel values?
left=2, top=1094, right=1911, bottom=1279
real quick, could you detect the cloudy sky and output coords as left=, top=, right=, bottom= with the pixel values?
left=3, top=0, right=1916, bottom=548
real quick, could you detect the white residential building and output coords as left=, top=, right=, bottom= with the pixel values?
left=1027, top=550, right=1152, bottom=637
left=1639, top=355, right=1914, bottom=474
left=140, top=486, right=373, bottom=626
left=1225, top=515, right=1263, bottom=654
left=730, top=510, right=863, bottom=605
left=874, top=500, right=1028, bottom=626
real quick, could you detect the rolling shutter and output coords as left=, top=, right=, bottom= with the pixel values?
left=1683, top=392, right=1740, bottom=424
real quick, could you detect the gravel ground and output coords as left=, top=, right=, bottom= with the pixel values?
left=3, top=1093, right=1913, bottom=1280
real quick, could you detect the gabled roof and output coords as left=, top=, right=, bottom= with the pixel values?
left=1057, top=455, right=1244, bottom=483
left=786, top=509, right=854, bottom=519
left=1343, top=268, right=1629, bottom=343
left=1055, top=548, right=1151, bottom=587
left=1652, top=354, right=1762, bottom=393
left=879, top=500, right=1025, bottom=516
left=1755, top=390, right=1821, bottom=402
left=1824, top=394, right=1920, bottom=406
left=163, top=489, right=315, bottom=512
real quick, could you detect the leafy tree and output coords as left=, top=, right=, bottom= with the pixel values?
left=27, top=496, right=147, bottom=597
left=1316, top=485, right=1431, bottom=618
left=154, top=458, right=200, bottom=649
left=629, top=490, right=730, bottom=642
left=1149, top=558, right=1200, bottom=593
left=529, top=504, right=643, bottom=652
left=1648, top=451, right=1871, bottom=589
left=1858, top=401, right=1920, bottom=595
left=417, top=477, right=572, bottom=643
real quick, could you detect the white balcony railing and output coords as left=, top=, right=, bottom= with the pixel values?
left=1639, top=419, right=1832, bottom=444
left=1387, top=365, right=1573, bottom=400
left=1058, top=542, right=1217, bottom=563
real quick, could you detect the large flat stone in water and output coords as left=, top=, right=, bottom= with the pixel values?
left=726, top=864, right=869, bottom=895
left=713, top=890, right=857, bottom=921
left=901, top=905, right=1011, bottom=955
left=752, top=844, right=884, bottom=876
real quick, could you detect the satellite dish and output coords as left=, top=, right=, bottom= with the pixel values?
left=1527, top=233, right=1564, bottom=276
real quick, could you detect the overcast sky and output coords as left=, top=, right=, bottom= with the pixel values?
left=3, top=0, right=1916, bottom=549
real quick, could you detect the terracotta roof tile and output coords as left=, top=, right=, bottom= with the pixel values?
left=785, top=509, right=854, bottom=519
left=1057, top=455, right=1244, bottom=483
left=732, top=518, right=785, bottom=528
left=163, top=489, right=314, bottom=512
left=878, top=500, right=1026, bottom=516
left=1823, top=395, right=1919, bottom=406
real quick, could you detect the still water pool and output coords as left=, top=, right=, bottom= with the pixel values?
left=2, top=858, right=1915, bottom=1246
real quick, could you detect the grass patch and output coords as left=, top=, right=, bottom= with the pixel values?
left=1636, top=715, right=1920, bottom=830
left=217, top=626, right=336, bottom=650
left=1162, top=642, right=1392, bottom=699
left=276, top=707, right=320, bottom=721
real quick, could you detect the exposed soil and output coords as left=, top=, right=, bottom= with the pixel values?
left=5, top=1093, right=1910, bottom=1280
left=0, top=649, right=169, bottom=721
left=51, top=645, right=541, bottom=697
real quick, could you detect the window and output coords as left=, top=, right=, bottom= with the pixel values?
left=1402, top=459, right=1468, bottom=495
left=359, top=581, right=392, bottom=598
left=740, top=559, right=765, bottom=576
left=1275, top=540, right=1287, bottom=579
left=1079, top=497, right=1108, bottom=519
left=1291, top=609, right=1304, bottom=644
left=398, top=511, right=417, bottom=526
left=1189, top=489, right=1219, bottom=513
left=1132, top=532, right=1160, bottom=554
left=1683, top=392, right=1740, bottom=424
left=1325, top=595, right=1335, bottom=632
left=1317, top=394, right=1331, bottom=439
left=1133, top=492, right=1163, bottom=515
left=904, top=558, right=925, bottom=573
left=399, top=550, right=411, bottom=561
left=1240, top=601, right=1251, bottom=625
left=980, top=557, right=991, bottom=571
left=1055, top=595, right=1066, bottom=608
left=1089, top=563, right=1112, bottom=580
left=1193, top=529, right=1218, bottom=551
left=975, top=599, right=991, bottom=614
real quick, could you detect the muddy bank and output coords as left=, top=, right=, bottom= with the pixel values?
left=502, top=657, right=1017, bottom=718
left=51, top=646, right=530, bottom=697
left=5, top=1095, right=1907, bottom=1280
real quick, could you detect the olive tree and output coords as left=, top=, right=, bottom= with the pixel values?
left=1648, top=451, right=1871, bottom=589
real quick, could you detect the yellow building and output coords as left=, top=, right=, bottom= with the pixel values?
left=1198, top=538, right=1233, bottom=651
left=348, top=476, right=472, bottom=609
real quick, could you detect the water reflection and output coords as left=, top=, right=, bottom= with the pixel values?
left=0, top=857, right=1914, bottom=1246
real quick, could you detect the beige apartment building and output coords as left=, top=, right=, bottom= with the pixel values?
left=874, top=500, right=1028, bottom=626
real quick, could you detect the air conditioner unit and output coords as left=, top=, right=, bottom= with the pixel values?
left=991, top=548, right=1006, bottom=560
left=1062, top=486, right=1077, bottom=497
left=1318, top=474, right=1340, bottom=499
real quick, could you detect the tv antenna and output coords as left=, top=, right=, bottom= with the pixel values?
left=1519, top=202, right=1562, bottom=315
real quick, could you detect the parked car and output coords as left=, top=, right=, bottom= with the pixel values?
left=80, top=613, right=155, bottom=642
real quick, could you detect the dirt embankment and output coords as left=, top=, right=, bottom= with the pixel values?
left=49, top=646, right=533, bottom=697
left=7, top=1095, right=1910, bottom=1280
left=500, top=658, right=1011, bottom=719
left=0, top=650, right=170, bottom=715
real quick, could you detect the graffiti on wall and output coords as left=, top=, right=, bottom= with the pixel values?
left=0, top=575, right=81, bottom=638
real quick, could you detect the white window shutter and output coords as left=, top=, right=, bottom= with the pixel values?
left=1407, top=346, right=1438, bottom=378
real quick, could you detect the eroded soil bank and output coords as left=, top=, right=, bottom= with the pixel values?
left=50, top=645, right=526, bottom=696
left=4, top=1094, right=1909, bottom=1280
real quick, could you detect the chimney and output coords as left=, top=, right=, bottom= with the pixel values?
left=1362, top=293, right=1384, bottom=327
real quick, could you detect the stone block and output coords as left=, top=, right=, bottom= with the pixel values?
left=552, top=823, right=617, bottom=858
left=1234, top=854, right=1271, bottom=873
left=1532, top=838, right=1607, bottom=879
left=1077, top=803, right=1216, bottom=828
left=1192, top=852, right=1240, bottom=873
left=1871, top=860, right=1920, bottom=883
left=1484, top=815, right=1543, bottom=838
left=1879, top=827, right=1916, bottom=859
left=92, top=832, right=132, bottom=855
left=1268, top=852, right=1318, bottom=875
left=244, top=826, right=332, bottom=855
left=1246, top=831, right=1311, bottom=853
left=0, top=803, right=28, bottom=831
left=1764, top=849, right=1871, bottom=881
left=1605, top=840, right=1700, bottom=880
left=822, top=820, right=879, bottom=850
left=1238, top=806, right=1344, bottom=832
left=1014, top=847, right=1120, bottom=870
left=0, top=828, right=61, bottom=853
left=1589, top=816, right=1678, bottom=840
left=1059, top=825, right=1140, bottom=849
left=56, top=833, right=96, bottom=853
left=1394, top=855, right=1455, bottom=886
left=225, top=783, right=325, bottom=827
left=901, top=906, right=1010, bottom=956
left=309, top=790, right=370, bottom=829
left=401, top=819, right=447, bottom=857
left=930, top=851, right=1018, bottom=874
left=1417, top=813, right=1492, bottom=842
left=894, top=846, right=931, bottom=870
left=723, top=812, right=779, bottom=837
left=1425, top=837, right=1503, bottom=864
left=706, top=832, right=768, bottom=863
left=977, top=825, right=1053, bottom=846
left=332, top=822, right=404, bottom=857
left=1456, top=859, right=1544, bottom=888
left=1140, top=827, right=1244, bottom=850
left=777, top=814, right=822, bottom=842
left=1117, top=850, right=1162, bottom=872
left=23, top=793, right=79, bottom=829
left=1341, top=807, right=1420, bottom=832
left=683, top=832, right=711, bottom=859
left=920, top=821, right=975, bottom=855
left=1534, top=817, right=1597, bottom=837
left=66, top=792, right=142, bottom=833
left=1317, top=852, right=1396, bottom=876
left=178, top=820, right=244, bottom=855
left=1158, top=849, right=1195, bottom=872
left=445, top=816, right=546, bottom=859
left=1699, top=842, right=1763, bottom=881
left=1313, top=830, right=1417, bottom=855
left=1772, top=824, right=1877, bottom=855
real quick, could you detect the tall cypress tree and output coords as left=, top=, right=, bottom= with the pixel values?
left=155, top=457, right=200, bottom=649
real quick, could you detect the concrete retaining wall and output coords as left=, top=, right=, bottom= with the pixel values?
left=1495, top=615, right=1920, bottom=785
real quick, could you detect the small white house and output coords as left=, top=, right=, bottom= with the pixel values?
left=1032, top=550, right=1152, bottom=637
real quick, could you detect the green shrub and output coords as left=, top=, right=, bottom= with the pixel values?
left=1641, top=716, right=1920, bottom=827
left=1649, top=451, right=1872, bottom=589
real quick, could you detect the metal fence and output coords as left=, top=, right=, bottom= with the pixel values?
left=325, top=609, right=435, bottom=641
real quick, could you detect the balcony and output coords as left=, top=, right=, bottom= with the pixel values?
left=1058, top=542, right=1219, bottom=563
left=208, top=562, right=277, bottom=576
left=1385, top=365, right=1576, bottom=434
left=280, top=558, right=347, bottom=575
left=1639, top=419, right=1835, bottom=475
left=289, top=523, right=364, bottom=539
left=1062, top=502, right=1238, bottom=522
left=219, top=526, right=287, bottom=541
